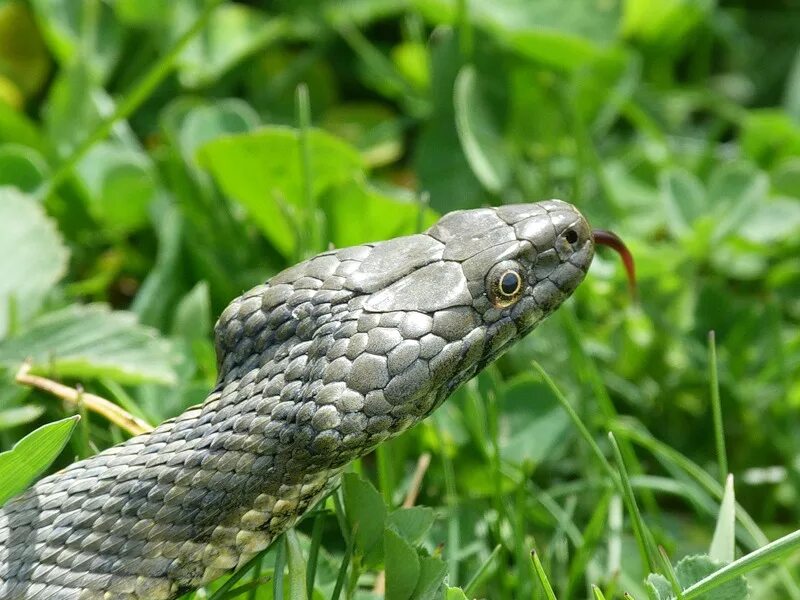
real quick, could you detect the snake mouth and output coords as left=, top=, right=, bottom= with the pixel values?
left=592, top=229, right=637, bottom=300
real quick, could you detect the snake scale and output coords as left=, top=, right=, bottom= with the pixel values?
left=0, top=200, right=633, bottom=599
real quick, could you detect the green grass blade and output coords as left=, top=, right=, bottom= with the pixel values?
left=565, top=489, right=613, bottom=598
left=708, top=331, right=728, bottom=483
left=657, top=546, right=683, bottom=599
left=530, top=549, right=558, bottom=600
left=207, top=546, right=272, bottom=600
left=273, top=534, right=285, bottom=600
left=246, top=552, right=263, bottom=600
left=683, top=529, right=800, bottom=599
left=306, top=513, right=325, bottom=599
left=709, top=474, right=736, bottom=564
left=463, top=544, right=502, bottom=597
left=532, top=361, right=615, bottom=481
left=612, top=419, right=800, bottom=598
left=286, top=529, right=307, bottom=600
left=607, top=432, right=658, bottom=574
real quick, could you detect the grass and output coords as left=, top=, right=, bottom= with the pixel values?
left=1, top=0, right=800, bottom=598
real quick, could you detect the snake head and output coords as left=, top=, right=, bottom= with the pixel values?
left=213, top=199, right=631, bottom=469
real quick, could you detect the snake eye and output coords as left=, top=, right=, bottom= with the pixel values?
left=499, top=271, right=521, bottom=296
left=487, top=262, right=525, bottom=308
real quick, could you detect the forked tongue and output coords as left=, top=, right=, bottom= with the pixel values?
left=592, top=229, right=637, bottom=301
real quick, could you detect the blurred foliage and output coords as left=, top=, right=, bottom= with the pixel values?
left=1, top=0, right=800, bottom=598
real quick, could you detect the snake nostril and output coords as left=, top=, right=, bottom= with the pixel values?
left=564, top=229, right=578, bottom=244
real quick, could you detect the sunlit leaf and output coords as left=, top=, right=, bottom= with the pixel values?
left=454, top=65, right=511, bottom=194
left=0, top=187, right=69, bottom=338
left=342, top=473, right=386, bottom=566
left=676, top=554, right=749, bottom=600
left=0, top=1, right=51, bottom=98
left=387, top=506, right=436, bottom=545
left=499, top=375, right=570, bottom=465
left=199, top=126, right=363, bottom=257
left=0, top=144, right=49, bottom=192
left=0, top=415, right=79, bottom=506
left=27, top=0, right=122, bottom=82
left=415, top=0, right=619, bottom=70
left=0, top=304, right=177, bottom=385
left=177, top=3, right=288, bottom=88
left=320, top=181, right=438, bottom=248
left=76, top=142, right=156, bottom=236
left=384, top=528, right=420, bottom=600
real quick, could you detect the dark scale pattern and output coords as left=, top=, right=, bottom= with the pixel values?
left=0, top=200, right=596, bottom=599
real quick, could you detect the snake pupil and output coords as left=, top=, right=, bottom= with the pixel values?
left=500, top=271, right=520, bottom=296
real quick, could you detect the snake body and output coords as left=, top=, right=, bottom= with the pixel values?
left=0, top=200, right=597, bottom=599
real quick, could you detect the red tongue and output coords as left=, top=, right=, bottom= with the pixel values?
left=592, top=229, right=637, bottom=300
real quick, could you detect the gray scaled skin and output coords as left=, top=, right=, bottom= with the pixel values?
left=0, top=200, right=596, bottom=600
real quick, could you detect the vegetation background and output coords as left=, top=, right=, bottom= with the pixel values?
left=1, top=0, right=800, bottom=598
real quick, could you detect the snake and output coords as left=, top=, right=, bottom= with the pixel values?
left=0, top=200, right=633, bottom=599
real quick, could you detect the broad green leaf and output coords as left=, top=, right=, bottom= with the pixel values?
left=172, top=281, right=212, bottom=343
left=199, top=126, right=363, bottom=257
left=392, top=42, right=430, bottom=92
left=572, top=48, right=641, bottom=136
left=177, top=3, right=288, bottom=88
left=499, top=375, right=570, bottom=465
left=0, top=304, right=177, bottom=385
left=28, top=0, right=122, bottom=82
left=113, top=0, right=172, bottom=26
left=0, top=415, right=79, bottom=506
left=0, top=144, right=49, bottom=193
left=384, top=528, right=420, bottom=600
left=412, top=555, right=447, bottom=600
left=645, top=573, right=673, bottom=600
left=659, top=168, right=706, bottom=238
left=322, top=103, right=404, bottom=168
left=707, top=161, right=768, bottom=242
left=622, top=0, right=714, bottom=49
left=0, top=187, right=69, bottom=338
left=324, top=0, right=408, bottom=27
left=735, top=199, right=800, bottom=245
left=0, top=101, right=45, bottom=150
left=342, top=473, right=386, bottom=566
left=43, top=64, right=139, bottom=157
left=454, top=65, right=510, bottom=194
left=772, top=158, right=800, bottom=198
left=387, top=506, right=436, bottom=545
left=412, top=28, right=487, bottom=212
left=0, top=74, right=22, bottom=109
left=741, top=110, right=800, bottom=169
left=130, top=199, right=184, bottom=329
left=177, top=99, right=260, bottom=165
left=446, top=587, right=469, bottom=600
left=76, top=142, right=156, bottom=236
left=710, top=475, right=736, bottom=564
left=320, top=181, right=438, bottom=248
left=0, top=1, right=51, bottom=98
left=675, top=554, right=749, bottom=600
left=415, top=0, right=620, bottom=70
